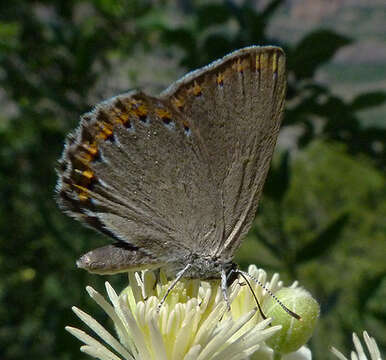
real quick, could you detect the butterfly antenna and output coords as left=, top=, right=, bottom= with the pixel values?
left=238, top=271, right=267, bottom=320
left=237, top=270, right=302, bottom=321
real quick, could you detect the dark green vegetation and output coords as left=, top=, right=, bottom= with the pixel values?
left=0, top=1, right=384, bottom=359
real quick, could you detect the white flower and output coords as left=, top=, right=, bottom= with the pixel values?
left=331, top=331, right=382, bottom=360
left=66, top=267, right=283, bottom=360
left=250, top=344, right=312, bottom=360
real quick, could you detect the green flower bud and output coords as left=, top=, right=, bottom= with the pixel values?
left=264, top=287, right=320, bottom=354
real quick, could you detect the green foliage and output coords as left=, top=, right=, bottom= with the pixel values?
left=160, top=0, right=284, bottom=68
left=350, top=91, right=386, bottom=111
left=239, top=141, right=385, bottom=356
left=159, top=1, right=386, bottom=167
left=287, top=30, right=352, bottom=79
left=294, top=212, right=349, bottom=265
left=0, top=0, right=384, bottom=359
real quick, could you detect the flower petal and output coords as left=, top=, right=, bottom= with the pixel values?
left=330, top=347, right=348, bottom=360
left=353, top=332, right=367, bottom=360
left=363, top=331, right=381, bottom=360
left=86, top=286, right=129, bottom=348
left=117, top=295, right=151, bottom=359
left=71, top=307, right=133, bottom=360
left=66, top=326, right=131, bottom=360
left=148, top=316, right=168, bottom=360
left=81, top=345, right=122, bottom=360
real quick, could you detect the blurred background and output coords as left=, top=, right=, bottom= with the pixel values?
left=0, top=0, right=385, bottom=359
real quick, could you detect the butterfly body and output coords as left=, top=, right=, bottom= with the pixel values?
left=56, top=46, right=286, bottom=282
left=77, top=242, right=235, bottom=280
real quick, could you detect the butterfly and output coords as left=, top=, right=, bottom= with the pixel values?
left=56, top=46, right=286, bottom=308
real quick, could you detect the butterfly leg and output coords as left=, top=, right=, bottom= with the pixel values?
left=221, top=267, right=231, bottom=311
left=157, top=263, right=192, bottom=312
left=153, top=268, right=161, bottom=291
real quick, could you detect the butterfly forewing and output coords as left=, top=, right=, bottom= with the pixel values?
left=57, top=92, right=224, bottom=261
left=162, top=46, right=286, bottom=257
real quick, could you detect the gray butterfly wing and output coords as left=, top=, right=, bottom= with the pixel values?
left=161, top=45, right=286, bottom=258
left=56, top=91, right=224, bottom=267
left=56, top=45, right=285, bottom=272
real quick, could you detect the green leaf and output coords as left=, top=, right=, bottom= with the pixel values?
left=161, top=28, right=195, bottom=50
left=350, top=91, right=386, bottom=111
left=201, top=33, right=233, bottom=63
left=197, top=4, right=232, bottom=29
left=357, top=271, right=386, bottom=314
left=261, top=0, right=285, bottom=20
left=161, top=28, right=198, bottom=67
left=322, top=289, right=340, bottom=315
left=251, top=226, right=282, bottom=259
left=289, top=30, right=352, bottom=79
left=295, top=213, right=349, bottom=264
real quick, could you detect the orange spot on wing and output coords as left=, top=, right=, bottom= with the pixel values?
left=217, top=73, right=224, bottom=86
left=256, top=54, right=261, bottom=72
left=81, top=142, right=98, bottom=156
left=78, top=193, right=89, bottom=201
left=272, top=51, right=278, bottom=73
left=110, top=106, right=127, bottom=125
left=75, top=152, right=93, bottom=166
left=172, top=97, right=184, bottom=109
left=183, top=120, right=190, bottom=130
left=136, top=104, right=148, bottom=117
left=112, top=109, right=130, bottom=126
left=260, top=52, right=269, bottom=69
left=119, top=113, right=129, bottom=124
left=130, top=100, right=148, bottom=116
left=82, top=170, right=94, bottom=180
left=99, top=122, right=113, bottom=136
left=128, top=100, right=148, bottom=121
left=156, top=108, right=172, bottom=119
left=73, top=184, right=90, bottom=201
left=233, top=58, right=245, bottom=73
left=95, top=132, right=108, bottom=141
left=192, top=81, right=202, bottom=96
left=91, top=121, right=114, bottom=141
